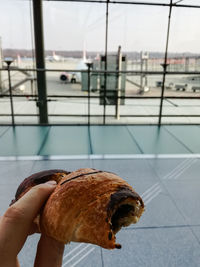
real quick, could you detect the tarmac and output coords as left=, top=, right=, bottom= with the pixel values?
left=1, top=59, right=200, bottom=125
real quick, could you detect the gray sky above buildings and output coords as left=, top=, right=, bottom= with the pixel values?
left=0, top=0, right=200, bottom=53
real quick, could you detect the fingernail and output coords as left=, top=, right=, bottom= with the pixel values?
left=46, top=180, right=57, bottom=186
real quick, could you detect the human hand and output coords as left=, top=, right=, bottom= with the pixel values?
left=0, top=181, right=65, bottom=267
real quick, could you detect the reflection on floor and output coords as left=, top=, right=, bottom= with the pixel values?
left=0, top=125, right=200, bottom=157
left=0, top=158, right=200, bottom=267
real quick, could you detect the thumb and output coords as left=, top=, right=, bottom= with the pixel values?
left=0, top=181, right=57, bottom=259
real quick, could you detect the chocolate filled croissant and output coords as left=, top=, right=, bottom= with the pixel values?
left=11, top=168, right=144, bottom=249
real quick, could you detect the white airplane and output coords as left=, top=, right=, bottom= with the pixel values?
left=60, top=50, right=89, bottom=83
left=46, top=51, right=63, bottom=62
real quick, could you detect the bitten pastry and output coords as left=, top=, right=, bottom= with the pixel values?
left=11, top=168, right=144, bottom=249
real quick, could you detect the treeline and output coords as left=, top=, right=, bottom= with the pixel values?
left=2, top=49, right=200, bottom=60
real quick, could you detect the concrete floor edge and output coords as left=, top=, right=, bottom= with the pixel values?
left=0, top=153, right=200, bottom=161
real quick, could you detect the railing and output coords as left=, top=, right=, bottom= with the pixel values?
left=0, top=66, right=200, bottom=126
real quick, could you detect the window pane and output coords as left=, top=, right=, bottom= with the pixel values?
left=0, top=0, right=37, bottom=124
left=162, top=5, right=200, bottom=124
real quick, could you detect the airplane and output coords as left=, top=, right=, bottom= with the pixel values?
left=46, top=51, right=64, bottom=62
left=59, top=50, right=89, bottom=83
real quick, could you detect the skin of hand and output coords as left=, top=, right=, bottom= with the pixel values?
left=0, top=181, right=65, bottom=267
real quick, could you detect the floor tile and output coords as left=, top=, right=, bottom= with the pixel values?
left=165, top=125, right=200, bottom=153
left=163, top=180, right=200, bottom=225
left=191, top=226, right=200, bottom=244
left=31, top=159, right=93, bottom=174
left=0, top=160, right=34, bottom=185
left=0, top=184, right=20, bottom=214
left=147, top=158, right=193, bottom=179
left=0, top=126, right=49, bottom=156
left=102, top=227, right=200, bottom=267
left=90, top=126, right=142, bottom=154
left=62, top=243, right=102, bottom=267
left=40, top=126, right=90, bottom=155
left=127, top=126, right=191, bottom=154
left=0, top=126, right=9, bottom=137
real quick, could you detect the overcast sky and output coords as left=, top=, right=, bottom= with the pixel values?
left=0, top=0, right=200, bottom=53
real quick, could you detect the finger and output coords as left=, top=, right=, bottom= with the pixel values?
left=28, top=220, right=41, bottom=235
left=28, top=214, right=41, bottom=235
left=16, top=257, right=20, bottom=267
left=0, top=181, right=56, bottom=260
left=34, top=234, right=64, bottom=267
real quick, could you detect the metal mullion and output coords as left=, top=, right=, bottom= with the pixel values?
left=42, top=0, right=200, bottom=9
left=2, top=95, right=200, bottom=99
left=2, top=68, right=200, bottom=75
left=7, top=65, right=15, bottom=126
left=103, top=0, right=109, bottom=125
left=32, top=0, right=48, bottom=124
left=2, top=114, right=200, bottom=118
left=87, top=64, right=92, bottom=126
left=158, top=0, right=173, bottom=126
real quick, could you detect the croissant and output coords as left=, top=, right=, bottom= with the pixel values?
left=11, top=168, right=144, bottom=249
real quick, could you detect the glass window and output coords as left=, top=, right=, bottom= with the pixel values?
left=0, top=0, right=37, bottom=124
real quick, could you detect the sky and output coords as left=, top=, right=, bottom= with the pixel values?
left=0, top=0, right=200, bottom=53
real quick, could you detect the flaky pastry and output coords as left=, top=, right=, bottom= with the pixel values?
left=11, top=168, right=144, bottom=249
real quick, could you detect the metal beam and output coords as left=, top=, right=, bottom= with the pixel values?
left=103, top=0, right=109, bottom=125
left=42, top=0, right=200, bottom=9
left=32, top=0, right=48, bottom=124
left=158, top=0, right=173, bottom=126
left=1, top=68, right=200, bottom=75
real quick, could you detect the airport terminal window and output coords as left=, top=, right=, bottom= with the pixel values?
left=162, top=4, right=200, bottom=123
left=0, top=0, right=200, bottom=125
left=0, top=0, right=37, bottom=124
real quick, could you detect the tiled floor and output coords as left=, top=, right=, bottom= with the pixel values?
left=0, top=158, right=200, bottom=267
left=0, top=125, right=200, bottom=157
left=0, top=125, right=200, bottom=266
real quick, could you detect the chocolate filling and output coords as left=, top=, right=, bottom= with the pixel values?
left=111, top=204, right=135, bottom=233
left=107, top=186, right=144, bottom=213
left=107, top=186, right=144, bottom=234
